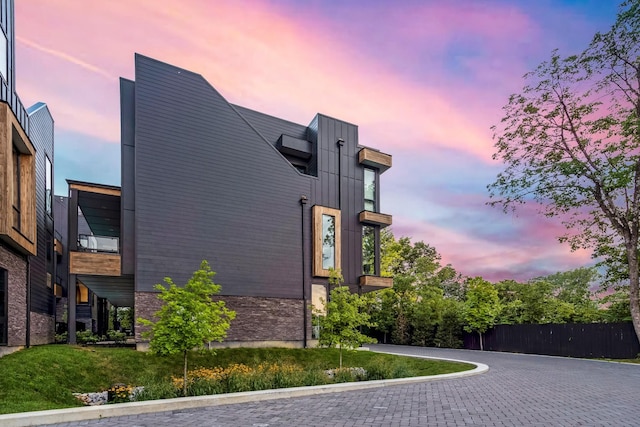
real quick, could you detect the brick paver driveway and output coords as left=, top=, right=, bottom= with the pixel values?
left=47, top=344, right=640, bottom=427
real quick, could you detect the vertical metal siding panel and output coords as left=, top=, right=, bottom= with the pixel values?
left=53, top=196, right=68, bottom=290
left=27, top=106, right=54, bottom=314
left=132, top=56, right=311, bottom=299
left=120, top=79, right=135, bottom=276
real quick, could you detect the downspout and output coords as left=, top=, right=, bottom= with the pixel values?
left=300, top=195, right=308, bottom=348
left=26, top=256, right=31, bottom=348
left=336, top=138, right=344, bottom=209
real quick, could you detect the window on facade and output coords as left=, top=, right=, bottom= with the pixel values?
left=76, top=283, right=89, bottom=304
left=45, top=156, right=52, bottom=216
left=0, top=268, right=7, bottom=345
left=322, top=214, right=335, bottom=270
left=0, top=28, right=7, bottom=82
left=364, top=167, right=376, bottom=212
left=362, top=226, right=375, bottom=275
left=313, top=206, right=341, bottom=277
left=12, top=144, right=20, bottom=231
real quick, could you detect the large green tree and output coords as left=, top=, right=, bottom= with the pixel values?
left=488, top=0, right=640, bottom=343
left=139, top=261, right=236, bottom=396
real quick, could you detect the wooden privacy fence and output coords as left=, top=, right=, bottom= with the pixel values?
left=463, top=322, right=640, bottom=359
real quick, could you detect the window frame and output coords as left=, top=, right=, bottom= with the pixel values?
left=45, top=155, right=52, bottom=217
left=312, top=205, right=341, bottom=277
left=11, top=143, right=20, bottom=231
left=362, top=225, right=376, bottom=275
left=364, top=167, right=376, bottom=212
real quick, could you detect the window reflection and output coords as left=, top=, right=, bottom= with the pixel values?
left=322, top=214, right=335, bottom=269
left=364, top=168, right=375, bottom=212
left=362, top=226, right=375, bottom=274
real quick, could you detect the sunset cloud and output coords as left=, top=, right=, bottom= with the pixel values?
left=14, top=0, right=619, bottom=281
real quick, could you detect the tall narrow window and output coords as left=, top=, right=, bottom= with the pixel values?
left=0, top=28, right=7, bottom=82
left=45, top=156, right=52, bottom=216
left=364, top=168, right=376, bottom=212
left=322, top=214, right=335, bottom=269
left=362, top=226, right=375, bottom=275
left=12, top=144, right=20, bottom=231
left=0, top=268, right=7, bottom=345
left=313, top=206, right=341, bottom=277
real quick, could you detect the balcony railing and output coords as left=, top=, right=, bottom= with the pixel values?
left=78, top=234, right=119, bottom=254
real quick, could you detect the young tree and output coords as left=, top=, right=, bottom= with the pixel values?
left=138, top=260, right=236, bottom=396
left=488, top=0, right=640, bottom=342
left=462, top=277, right=501, bottom=350
left=315, top=276, right=375, bottom=368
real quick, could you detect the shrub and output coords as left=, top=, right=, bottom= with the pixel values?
left=107, top=330, right=126, bottom=344
left=76, top=330, right=99, bottom=345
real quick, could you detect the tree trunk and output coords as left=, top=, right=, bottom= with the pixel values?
left=626, top=238, right=640, bottom=345
left=183, top=350, right=188, bottom=397
left=479, top=331, right=483, bottom=351
left=339, top=345, right=343, bottom=369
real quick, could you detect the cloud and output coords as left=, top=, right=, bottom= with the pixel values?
left=17, top=36, right=116, bottom=80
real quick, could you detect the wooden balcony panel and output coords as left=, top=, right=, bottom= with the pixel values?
left=69, top=251, right=121, bottom=276
left=359, top=211, right=392, bottom=227
left=54, top=238, right=63, bottom=255
left=359, top=275, right=393, bottom=289
left=358, top=148, right=392, bottom=173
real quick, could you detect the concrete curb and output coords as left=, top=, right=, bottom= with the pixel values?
left=0, top=355, right=488, bottom=427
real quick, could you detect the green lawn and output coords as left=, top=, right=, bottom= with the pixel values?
left=0, top=345, right=474, bottom=415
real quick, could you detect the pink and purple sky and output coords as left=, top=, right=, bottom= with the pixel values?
left=15, top=0, right=620, bottom=282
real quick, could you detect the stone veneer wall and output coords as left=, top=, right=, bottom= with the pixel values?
left=0, top=245, right=27, bottom=347
left=29, top=311, right=54, bottom=345
left=135, top=292, right=309, bottom=344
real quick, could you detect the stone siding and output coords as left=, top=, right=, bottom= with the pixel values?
left=29, top=311, right=54, bottom=345
left=0, top=245, right=27, bottom=347
left=134, top=292, right=309, bottom=344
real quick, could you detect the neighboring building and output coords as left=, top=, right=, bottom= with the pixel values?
left=53, top=196, right=109, bottom=337
left=66, top=54, right=392, bottom=348
left=0, top=0, right=55, bottom=353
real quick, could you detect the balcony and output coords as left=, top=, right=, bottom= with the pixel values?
left=359, top=275, right=393, bottom=290
left=359, top=211, right=392, bottom=227
left=78, top=234, right=119, bottom=254
left=358, top=147, right=392, bottom=173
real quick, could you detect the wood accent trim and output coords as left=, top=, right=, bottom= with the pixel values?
left=54, top=238, right=63, bottom=255
left=0, top=103, right=37, bottom=255
left=359, top=211, right=392, bottom=227
left=358, top=148, right=392, bottom=173
left=69, top=251, right=121, bottom=276
left=359, top=275, right=393, bottom=289
left=69, top=183, right=121, bottom=197
left=312, top=205, right=341, bottom=277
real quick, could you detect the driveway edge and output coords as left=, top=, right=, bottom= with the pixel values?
left=0, top=354, right=488, bottom=427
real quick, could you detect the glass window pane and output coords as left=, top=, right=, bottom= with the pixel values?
left=322, top=214, right=335, bottom=269
left=0, top=29, right=6, bottom=82
left=45, top=156, right=52, bottom=215
left=362, top=226, right=375, bottom=275
left=364, top=168, right=375, bottom=212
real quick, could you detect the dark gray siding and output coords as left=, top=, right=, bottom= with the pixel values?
left=131, top=55, right=312, bottom=298
left=53, top=196, right=68, bottom=293
left=120, top=79, right=135, bottom=276
left=312, top=114, right=364, bottom=289
left=232, top=105, right=308, bottom=146
left=26, top=103, right=55, bottom=314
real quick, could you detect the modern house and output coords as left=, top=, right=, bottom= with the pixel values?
left=0, top=0, right=55, bottom=353
left=65, top=54, right=392, bottom=348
